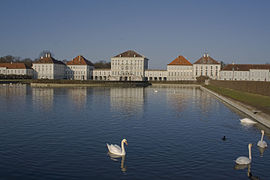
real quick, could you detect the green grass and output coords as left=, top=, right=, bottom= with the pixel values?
left=205, top=84, right=270, bottom=115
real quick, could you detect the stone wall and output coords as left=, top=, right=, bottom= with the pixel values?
left=209, top=80, right=270, bottom=96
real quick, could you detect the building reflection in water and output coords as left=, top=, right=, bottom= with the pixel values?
left=0, top=83, right=27, bottom=99
left=68, top=87, right=87, bottom=109
left=166, top=85, right=198, bottom=113
left=164, top=85, right=221, bottom=120
left=32, top=87, right=54, bottom=111
left=110, top=87, right=145, bottom=116
left=0, top=84, right=28, bottom=111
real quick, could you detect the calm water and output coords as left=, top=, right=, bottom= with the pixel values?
left=0, top=84, right=269, bottom=180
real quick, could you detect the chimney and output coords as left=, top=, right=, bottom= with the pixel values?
left=204, top=53, right=206, bottom=57
left=206, top=53, right=209, bottom=57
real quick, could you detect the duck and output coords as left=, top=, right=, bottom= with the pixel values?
left=222, top=136, right=226, bottom=141
left=257, top=130, right=267, bottom=148
left=235, top=143, right=252, bottom=165
left=107, top=139, right=128, bottom=156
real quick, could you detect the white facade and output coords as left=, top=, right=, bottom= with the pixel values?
left=93, top=69, right=111, bottom=80
left=220, top=64, right=270, bottom=81
left=66, top=55, right=94, bottom=80
left=0, top=67, right=33, bottom=76
left=32, top=53, right=66, bottom=79
left=110, top=50, right=149, bottom=81
left=250, top=69, right=269, bottom=81
left=0, top=63, right=33, bottom=77
left=33, top=63, right=66, bottom=79
left=193, top=54, right=221, bottom=80
left=193, top=64, right=220, bottom=79
left=66, top=65, right=94, bottom=80
left=145, top=70, right=167, bottom=81
left=167, top=65, right=193, bottom=80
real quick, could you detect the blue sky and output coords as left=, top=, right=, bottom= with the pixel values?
left=1, top=0, right=270, bottom=68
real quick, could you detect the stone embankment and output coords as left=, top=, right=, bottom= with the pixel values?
left=200, top=86, right=270, bottom=128
left=30, top=81, right=151, bottom=87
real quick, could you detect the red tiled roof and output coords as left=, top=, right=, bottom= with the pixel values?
left=0, top=62, right=29, bottom=69
left=194, top=54, right=220, bottom=64
left=222, top=64, right=270, bottom=71
left=168, top=56, right=192, bottom=66
left=33, top=56, right=65, bottom=65
left=114, top=50, right=144, bottom=58
left=66, top=55, right=94, bottom=66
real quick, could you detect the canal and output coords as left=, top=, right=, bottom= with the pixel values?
left=0, top=84, right=269, bottom=179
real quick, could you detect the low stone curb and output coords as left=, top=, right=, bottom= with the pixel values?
left=200, top=86, right=270, bottom=128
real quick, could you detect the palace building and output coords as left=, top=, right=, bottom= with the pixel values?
left=66, top=55, right=94, bottom=80
left=167, top=55, right=193, bottom=81
left=220, top=64, right=270, bottom=81
left=0, top=62, right=33, bottom=77
left=110, top=50, right=149, bottom=81
left=32, top=53, right=66, bottom=79
left=193, top=53, right=221, bottom=80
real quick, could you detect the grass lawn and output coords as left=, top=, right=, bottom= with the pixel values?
left=205, top=85, right=270, bottom=115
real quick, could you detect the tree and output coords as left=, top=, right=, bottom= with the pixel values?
left=196, top=75, right=209, bottom=83
left=220, top=61, right=226, bottom=69
left=0, top=55, right=17, bottom=63
left=94, top=60, right=111, bottom=69
left=21, top=58, right=33, bottom=68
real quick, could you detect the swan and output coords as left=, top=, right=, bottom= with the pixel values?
left=154, top=90, right=158, bottom=93
left=240, top=118, right=257, bottom=125
left=257, top=130, right=267, bottom=148
left=107, top=139, right=128, bottom=156
left=235, top=143, right=252, bottom=165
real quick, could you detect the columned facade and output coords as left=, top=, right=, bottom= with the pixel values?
left=110, top=50, right=149, bottom=81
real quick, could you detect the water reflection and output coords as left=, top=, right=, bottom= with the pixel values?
left=166, top=86, right=197, bottom=112
left=68, top=87, right=87, bottom=108
left=0, top=83, right=27, bottom=98
left=258, top=147, right=266, bottom=157
left=234, top=164, right=260, bottom=180
left=108, top=153, right=127, bottom=173
left=110, top=87, right=145, bottom=115
left=32, top=87, right=54, bottom=111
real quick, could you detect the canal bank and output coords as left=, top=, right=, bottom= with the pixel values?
left=200, top=86, right=270, bottom=128
left=30, top=81, right=151, bottom=87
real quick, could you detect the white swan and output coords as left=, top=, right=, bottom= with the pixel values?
left=240, top=118, right=257, bottom=125
left=154, top=90, right=158, bottom=93
left=107, top=139, right=128, bottom=156
left=257, top=130, right=267, bottom=148
left=235, top=143, right=252, bottom=165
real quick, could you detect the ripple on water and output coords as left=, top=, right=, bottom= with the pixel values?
left=0, top=85, right=269, bottom=179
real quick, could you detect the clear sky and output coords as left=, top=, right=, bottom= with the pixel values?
left=1, top=0, right=270, bottom=68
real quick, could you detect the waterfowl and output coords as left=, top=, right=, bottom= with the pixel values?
left=235, top=143, right=252, bottom=165
left=107, top=139, right=128, bottom=156
left=257, top=130, right=267, bottom=148
left=240, top=118, right=257, bottom=125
